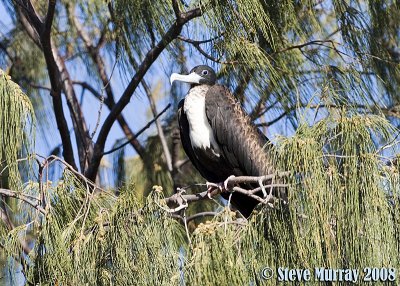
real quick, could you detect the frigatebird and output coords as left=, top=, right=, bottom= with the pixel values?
left=170, top=65, right=277, bottom=217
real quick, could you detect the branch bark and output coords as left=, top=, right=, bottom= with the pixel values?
left=15, top=0, right=95, bottom=171
left=68, top=5, right=150, bottom=163
left=15, top=1, right=79, bottom=170
left=164, top=172, right=290, bottom=212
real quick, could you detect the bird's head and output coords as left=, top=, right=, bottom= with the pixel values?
left=170, top=65, right=216, bottom=86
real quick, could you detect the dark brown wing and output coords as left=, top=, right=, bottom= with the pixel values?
left=204, top=85, right=273, bottom=177
left=204, top=85, right=276, bottom=217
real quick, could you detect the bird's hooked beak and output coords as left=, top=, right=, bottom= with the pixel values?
left=170, top=72, right=203, bottom=85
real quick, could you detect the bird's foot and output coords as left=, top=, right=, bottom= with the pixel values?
left=205, top=176, right=236, bottom=198
left=206, top=182, right=224, bottom=199
left=224, top=175, right=236, bottom=191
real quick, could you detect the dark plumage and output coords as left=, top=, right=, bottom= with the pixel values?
left=171, top=65, right=276, bottom=217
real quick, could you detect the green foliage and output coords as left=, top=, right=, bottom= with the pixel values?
left=2, top=0, right=400, bottom=285
left=275, top=113, right=398, bottom=270
left=22, top=179, right=185, bottom=285
left=0, top=70, right=35, bottom=189
left=182, top=112, right=400, bottom=285
left=1, top=108, right=398, bottom=285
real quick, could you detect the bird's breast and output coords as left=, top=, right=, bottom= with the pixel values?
left=183, top=86, right=220, bottom=156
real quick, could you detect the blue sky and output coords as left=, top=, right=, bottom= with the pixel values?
left=0, top=2, right=176, bottom=168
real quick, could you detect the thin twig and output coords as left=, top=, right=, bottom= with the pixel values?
left=163, top=172, right=290, bottom=213
left=271, top=40, right=339, bottom=55
left=177, top=35, right=237, bottom=64
left=224, top=172, right=290, bottom=187
left=35, top=154, right=105, bottom=192
left=90, top=95, right=104, bottom=139
left=103, top=104, right=171, bottom=155
left=89, top=58, right=119, bottom=139
left=140, top=78, right=173, bottom=171
left=0, top=188, right=46, bottom=215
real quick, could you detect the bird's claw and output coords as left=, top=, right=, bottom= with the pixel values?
left=224, top=175, right=236, bottom=191
left=258, top=178, right=268, bottom=198
left=206, top=182, right=222, bottom=199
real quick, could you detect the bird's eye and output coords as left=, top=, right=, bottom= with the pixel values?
left=202, top=70, right=209, bottom=76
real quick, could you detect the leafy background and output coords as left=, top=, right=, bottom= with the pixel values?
left=0, top=0, right=400, bottom=284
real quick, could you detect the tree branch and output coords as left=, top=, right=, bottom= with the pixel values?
left=164, top=172, right=290, bottom=213
left=68, top=5, right=151, bottom=163
left=177, top=35, right=237, bottom=65
left=142, top=80, right=173, bottom=171
left=165, top=187, right=221, bottom=206
left=172, top=0, right=180, bottom=19
left=85, top=6, right=203, bottom=180
left=271, top=40, right=339, bottom=55
left=15, top=1, right=79, bottom=170
left=103, top=104, right=171, bottom=155
left=0, top=188, right=46, bottom=215
left=43, top=0, right=56, bottom=39
left=256, top=110, right=291, bottom=127
left=72, top=80, right=102, bottom=100
left=13, top=0, right=43, bottom=32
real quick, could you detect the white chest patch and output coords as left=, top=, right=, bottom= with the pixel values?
left=184, top=86, right=220, bottom=156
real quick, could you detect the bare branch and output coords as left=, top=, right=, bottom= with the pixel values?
left=15, top=1, right=80, bottom=170
left=172, top=0, right=180, bottom=19
left=232, top=186, right=270, bottom=204
left=163, top=172, right=290, bottom=213
left=141, top=80, right=173, bottom=172
left=177, top=35, right=237, bottom=64
left=28, top=82, right=52, bottom=92
left=271, top=40, right=340, bottom=55
left=13, top=0, right=43, bottom=32
left=255, top=102, right=400, bottom=128
left=35, top=154, right=105, bottom=193
left=43, top=0, right=56, bottom=39
left=14, top=4, right=41, bottom=52
left=224, top=172, right=290, bottom=186
left=165, top=187, right=221, bottom=206
left=72, top=80, right=102, bottom=100
left=256, top=111, right=291, bottom=127
left=96, top=24, right=109, bottom=50
left=85, top=6, right=203, bottom=180
left=0, top=188, right=46, bottom=215
left=103, top=104, right=171, bottom=155
left=72, top=82, right=149, bottom=161
left=68, top=4, right=151, bottom=164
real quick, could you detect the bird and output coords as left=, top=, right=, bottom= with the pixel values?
left=170, top=65, right=279, bottom=217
